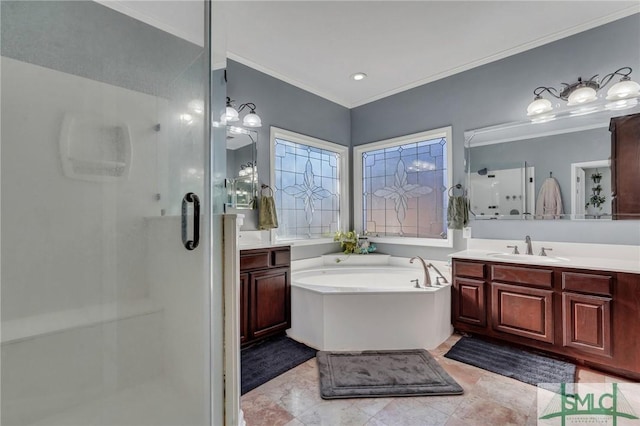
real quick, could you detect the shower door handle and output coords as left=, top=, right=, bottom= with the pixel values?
left=181, top=192, right=200, bottom=250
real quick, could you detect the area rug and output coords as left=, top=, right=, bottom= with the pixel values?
left=444, top=336, right=576, bottom=389
left=241, top=335, right=316, bottom=395
left=316, top=349, right=463, bottom=399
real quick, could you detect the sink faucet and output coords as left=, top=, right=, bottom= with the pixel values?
left=410, top=256, right=432, bottom=287
left=525, top=235, right=533, bottom=255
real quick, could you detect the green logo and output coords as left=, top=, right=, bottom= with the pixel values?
left=539, top=383, right=639, bottom=425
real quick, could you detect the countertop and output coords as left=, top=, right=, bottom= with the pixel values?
left=450, top=249, right=640, bottom=274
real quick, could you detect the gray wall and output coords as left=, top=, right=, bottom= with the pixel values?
left=351, top=14, right=640, bottom=257
left=227, top=60, right=351, bottom=259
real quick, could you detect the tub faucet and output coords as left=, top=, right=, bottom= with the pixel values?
left=525, top=235, right=533, bottom=255
left=410, top=256, right=432, bottom=287
left=428, top=263, right=449, bottom=284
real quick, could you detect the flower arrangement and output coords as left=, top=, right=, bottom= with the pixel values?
left=333, top=230, right=358, bottom=254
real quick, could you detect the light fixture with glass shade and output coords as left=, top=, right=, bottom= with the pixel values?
left=221, top=97, right=262, bottom=128
left=527, top=67, right=640, bottom=118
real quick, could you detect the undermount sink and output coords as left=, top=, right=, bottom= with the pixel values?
left=486, top=253, right=569, bottom=263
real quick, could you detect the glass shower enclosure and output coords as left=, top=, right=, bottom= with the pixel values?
left=1, top=1, right=224, bottom=425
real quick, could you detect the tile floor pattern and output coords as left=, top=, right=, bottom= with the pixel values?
left=241, top=333, right=635, bottom=426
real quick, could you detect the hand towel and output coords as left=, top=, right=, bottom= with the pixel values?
left=447, top=196, right=470, bottom=230
left=258, top=196, right=278, bottom=230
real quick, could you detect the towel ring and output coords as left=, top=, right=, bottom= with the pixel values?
left=261, top=184, right=274, bottom=197
left=448, top=184, right=467, bottom=197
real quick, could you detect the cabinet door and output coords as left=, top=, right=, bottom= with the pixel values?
left=240, top=273, right=249, bottom=345
left=454, top=278, right=486, bottom=327
left=610, top=112, right=640, bottom=219
left=562, top=292, right=612, bottom=357
left=491, top=282, right=554, bottom=343
left=250, top=268, right=291, bottom=339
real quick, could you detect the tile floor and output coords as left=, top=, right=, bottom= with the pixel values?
left=240, top=333, right=634, bottom=426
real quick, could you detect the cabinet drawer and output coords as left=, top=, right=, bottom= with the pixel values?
left=240, top=251, right=269, bottom=271
left=272, top=249, right=291, bottom=267
left=491, top=265, right=552, bottom=288
left=562, top=272, right=612, bottom=296
left=454, top=261, right=485, bottom=279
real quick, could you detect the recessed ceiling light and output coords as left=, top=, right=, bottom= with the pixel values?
left=351, top=72, right=367, bottom=81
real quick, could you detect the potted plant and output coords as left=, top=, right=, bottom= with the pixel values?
left=586, top=194, right=606, bottom=216
left=333, top=230, right=358, bottom=254
left=591, top=171, right=602, bottom=184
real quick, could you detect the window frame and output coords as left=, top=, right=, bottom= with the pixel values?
left=269, top=126, right=350, bottom=246
left=353, top=126, right=453, bottom=248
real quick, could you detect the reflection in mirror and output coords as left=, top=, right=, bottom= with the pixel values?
left=468, top=162, right=535, bottom=219
left=465, top=104, right=640, bottom=220
left=226, top=126, right=257, bottom=209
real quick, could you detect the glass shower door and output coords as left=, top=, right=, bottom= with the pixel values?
left=1, top=1, right=220, bottom=425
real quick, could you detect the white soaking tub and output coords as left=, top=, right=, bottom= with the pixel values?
left=287, top=254, right=453, bottom=351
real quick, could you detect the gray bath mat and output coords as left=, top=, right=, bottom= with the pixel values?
left=316, top=349, right=463, bottom=399
left=444, top=336, right=576, bottom=390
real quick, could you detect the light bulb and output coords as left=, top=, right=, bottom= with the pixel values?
left=606, top=78, right=640, bottom=101
left=222, top=106, right=239, bottom=122
left=526, top=97, right=553, bottom=116
left=567, top=86, right=597, bottom=106
left=243, top=111, right=262, bottom=127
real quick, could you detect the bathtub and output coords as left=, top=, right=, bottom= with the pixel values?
left=287, top=254, right=453, bottom=351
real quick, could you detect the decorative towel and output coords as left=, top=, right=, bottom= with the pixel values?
left=535, top=177, right=563, bottom=219
left=258, top=196, right=278, bottom=230
left=447, top=196, right=470, bottom=229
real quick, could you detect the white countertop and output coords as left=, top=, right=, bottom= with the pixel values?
left=450, top=241, right=640, bottom=274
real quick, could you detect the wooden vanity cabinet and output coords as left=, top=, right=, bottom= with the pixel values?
left=610, top=112, right=640, bottom=219
left=240, top=246, right=291, bottom=346
left=452, top=259, right=640, bottom=378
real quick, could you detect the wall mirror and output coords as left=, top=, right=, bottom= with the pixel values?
left=226, top=126, right=257, bottom=209
left=465, top=103, right=640, bottom=221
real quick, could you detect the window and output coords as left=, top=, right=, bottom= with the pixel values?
left=354, top=127, right=453, bottom=247
left=270, top=127, right=349, bottom=243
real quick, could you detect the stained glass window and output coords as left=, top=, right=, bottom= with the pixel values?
left=272, top=128, right=347, bottom=241
left=356, top=128, right=451, bottom=242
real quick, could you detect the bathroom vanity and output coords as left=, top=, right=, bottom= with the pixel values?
left=451, top=251, right=640, bottom=379
left=239, top=246, right=291, bottom=346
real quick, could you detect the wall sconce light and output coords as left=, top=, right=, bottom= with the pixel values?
left=222, top=97, right=262, bottom=128
left=527, top=67, right=640, bottom=118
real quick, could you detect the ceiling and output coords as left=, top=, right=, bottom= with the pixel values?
left=217, top=1, right=640, bottom=108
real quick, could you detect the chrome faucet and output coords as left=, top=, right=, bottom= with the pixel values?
left=410, top=256, right=432, bottom=287
left=525, top=235, right=533, bottom=255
